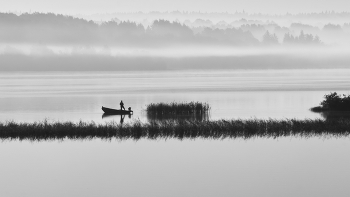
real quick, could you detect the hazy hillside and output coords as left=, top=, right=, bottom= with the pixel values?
left=0, top=12, right=349, bottom=71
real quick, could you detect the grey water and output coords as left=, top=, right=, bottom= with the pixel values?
left=1, top=69, right=350, bottom=197
left=2, top=69, right=350, bottom=123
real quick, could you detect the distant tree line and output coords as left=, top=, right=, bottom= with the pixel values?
left=262, top=31, right=279, bottom=45
left=260, top=30, right=322, bottom=45
left=0, top=13, right=259, bottom=46
left=283, top=31, right=321, bottom=45
left=0, top=12, right=330, bottom=47
left=82, top=11, right=350, bottom=23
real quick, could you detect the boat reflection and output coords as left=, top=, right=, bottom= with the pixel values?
left=146, top=112, right=209, bottom=122
left=102, top=113, right=132, bottom=124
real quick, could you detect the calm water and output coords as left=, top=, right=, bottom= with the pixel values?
left=1, top=138, right=350, bottom=197
left=1, top=69, right=350, bottom=123
left=1, top=69, right=350, bottom=197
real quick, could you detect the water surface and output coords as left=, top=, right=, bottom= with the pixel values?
left=1, top=69, right=350, bottom=123
left=1, top=137, right=350, bottom=197
left=1, top=69, right=350, bottom=197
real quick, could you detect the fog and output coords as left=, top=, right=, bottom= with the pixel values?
left=2, top=0, right=350, bottom=14
left=1, top=12, right=350, bottom=71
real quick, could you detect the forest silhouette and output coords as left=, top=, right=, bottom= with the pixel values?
left=1, top=12, right=342, bottom=46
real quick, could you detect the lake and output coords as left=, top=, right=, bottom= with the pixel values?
left=1, top=69, right=350, bottom=123
left=1, top=69, right=350, bottom=197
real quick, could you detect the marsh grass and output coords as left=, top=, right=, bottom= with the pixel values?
left=1, top=118, right=350, bottom=141
left=146, top=112, right=209, bottom=122
left=146, top=102, right=210, bottom=115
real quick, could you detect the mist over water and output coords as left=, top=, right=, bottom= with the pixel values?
left=1, top=12, right=350, bottom=72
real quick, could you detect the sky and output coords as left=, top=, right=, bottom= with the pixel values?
left=1, top=0, right=350, bottom=14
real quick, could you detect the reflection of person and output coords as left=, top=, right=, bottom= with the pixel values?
left=120, top=115, right=125, bottom=124
left=120, top=100, right=125, bottom=110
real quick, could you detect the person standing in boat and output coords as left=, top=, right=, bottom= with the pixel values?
left=120, top=100, right=125, bottom=110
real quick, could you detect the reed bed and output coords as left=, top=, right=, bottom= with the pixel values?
left=146, top=102, right=210, bottom=115
left=146, top=112, right=209, bottom=122
left=1, top=119, right=350, bottom=141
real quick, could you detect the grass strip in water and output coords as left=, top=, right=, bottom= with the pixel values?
left=0, top=119, right=350, bottom=141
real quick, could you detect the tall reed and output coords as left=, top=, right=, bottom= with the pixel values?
left=146, top=101, right=210, bottom=115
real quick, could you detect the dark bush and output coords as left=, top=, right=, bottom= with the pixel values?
left=320, top=92, right=350, bottom=111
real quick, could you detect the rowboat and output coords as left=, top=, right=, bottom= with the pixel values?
left=102, top=106, right=133, bottom=115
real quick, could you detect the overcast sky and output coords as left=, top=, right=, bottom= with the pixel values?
left=1, top=0, right=349, bottom=14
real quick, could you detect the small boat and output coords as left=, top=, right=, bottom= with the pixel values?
left=102, top=106, right=133, bottom=115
